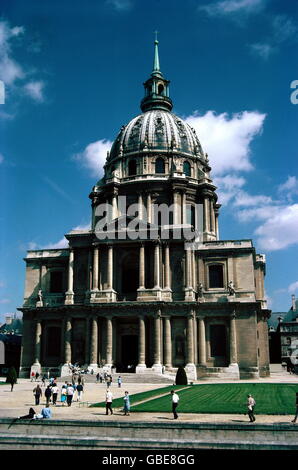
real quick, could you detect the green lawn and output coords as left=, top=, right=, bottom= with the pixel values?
left=90, top=385, right=187, bottom=408
left=131, top=383, right=298, bottom=415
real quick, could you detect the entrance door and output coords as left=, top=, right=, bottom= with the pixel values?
left=120, top=335, right=138, bottom=372
left=210, top=324, right=228, bottom=367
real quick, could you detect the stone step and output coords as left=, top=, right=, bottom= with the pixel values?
left=60, top=373, right=174, bottom=384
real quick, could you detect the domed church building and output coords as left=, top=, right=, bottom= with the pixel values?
left=19, top=40, right=271, bottom=380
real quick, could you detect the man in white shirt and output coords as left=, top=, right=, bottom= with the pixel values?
left=66, top=384, right=74, bottom=407
left=171, top=390, right=179, bottom=419
left=106, top=389, right=113, bottom=415
left=247, top=394, right=256, bottom=422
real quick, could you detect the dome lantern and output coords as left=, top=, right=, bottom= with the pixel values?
left=140, top=36, right=173, bottom=113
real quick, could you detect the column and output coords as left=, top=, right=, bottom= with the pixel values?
left=173, top=191, right=180, bottom=224
left=192, top=250, right=197, bottom=291
left=198, top=316, right=206, bottom=366
left=33, top=321, right=42, bottom=365
left=164, top=316, right=172, bottom=368
left=182, top=191, right=187, bottom=224
left=84, top=317, right=90, bottom=364
left=137, top=315, right=146, bottom=368
left=154, top=242, right=160, bottom=288
left=106, top=316, right=113, bottom=366
left=65, top=249, right=74, bottom=304
left=203, top=197, right=209, bottom=233
left=89, top=317, right=98, bottom=367
left=185, top=249, right=192, bottom=288
left=64, top=318, right=72, bottom=364
left=230, top=312, right=238, bottom=365
left=186, top=313, right=194, bottom=365
left=92, top=246, right=99, bottom=291
left=112, top=194, right=118, bottom=220
left=138, top=193, right=143, bottom=220
left=210, top=201, right=216, bottom=233
left=139, top=243, right=145, bottom=289
left=147, top=193, right=152, bottom=223
left=215, top=213, right=219, bottom=239
left=164, top=243, right=171, bottom=289
left=107, top=245, right=113, bottom=290
left=153, top=312, right=162, bottom=369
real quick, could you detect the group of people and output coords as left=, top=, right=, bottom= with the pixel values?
left=105, top=389, right=130, bottom=416
left=33, top=379, right=84, bottom=407
left=96, top=372, right=122, bottom=388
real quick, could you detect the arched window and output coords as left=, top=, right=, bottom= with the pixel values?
left=209, top=264, right=224, bottom=288
left=158, top=83, right=164, bottom=95
left=128, top=159, right=137, bottom=176
left=155, top=157, right=165, bottom=174
left=183, top=161, right=191, bottom=177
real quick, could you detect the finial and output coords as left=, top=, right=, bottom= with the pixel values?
left=153, top=30, right=161, bottom=74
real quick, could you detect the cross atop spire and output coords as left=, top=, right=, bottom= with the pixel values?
left=140, top=35, right=173, bottom=112
left=152, top=31, right=161, bottom=76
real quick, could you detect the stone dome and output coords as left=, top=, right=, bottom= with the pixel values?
left=108, top=109, right=204, bottom=161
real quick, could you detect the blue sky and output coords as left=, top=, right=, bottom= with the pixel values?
left=0, top=0, right=298, bottom=322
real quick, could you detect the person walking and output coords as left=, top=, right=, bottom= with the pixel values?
left=106, top=376, right=112, bottom=388
left=51, top=383, right=59, bottom=405
left=41, top=375, right=46, bottom=386
left=66, top=383, right=74, bottom=407
left=45, top=385, right=52, bottom=405
left=105, top=389, right=113, bottom=415
left=76, top=383, right=84, bottom=402
left=123, top=391, right=130, bottom=416
left=33, top=384, right=42, bottom=405
left=117, top=376, right=122, bottom=388
left=61, top=385, right=67, bottom=406
left=171, top=390, right=179, bottom=419
left=30, top=371, right=35, bottom=382
left=247, top=394, right=256, bottom=422
left=291, top=392, right=298, bottom=423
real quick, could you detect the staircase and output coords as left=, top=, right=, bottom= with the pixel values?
left=60, top=373, right=174, bottom=384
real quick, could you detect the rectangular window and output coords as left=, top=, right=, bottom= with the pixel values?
left=50, top=271, right=64, bottom=293
left=209, top=264, right=224, bottom=288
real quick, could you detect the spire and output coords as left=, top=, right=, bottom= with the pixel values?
left=152, top=31, right=161, bottom=76
left=140, top=35, right=173, bottom=113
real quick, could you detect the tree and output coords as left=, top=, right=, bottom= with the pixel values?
left=6, top=366, right=17, bottom=391
left=175, top=366, right=188, bottom=385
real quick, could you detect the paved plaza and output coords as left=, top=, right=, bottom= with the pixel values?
left=0, top=365, right=297, bottom=424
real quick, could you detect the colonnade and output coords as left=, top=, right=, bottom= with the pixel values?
left=32, top=311, right=238, bottom=372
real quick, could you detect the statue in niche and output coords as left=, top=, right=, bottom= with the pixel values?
left=198, top=283, right=204, bottom=298
left=38, top=289, right=43, bottom=302
left=228, top=280, right=235, bottom=296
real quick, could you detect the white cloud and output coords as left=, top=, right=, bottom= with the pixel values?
left=200, top=0, right=266, bottom=16
left=0, top=153, right=4, bottom=164
left=44, top=237, right=69, bottom=249
left=278, top=176, right=298, bottom=200
left=254, top=204, right=298, bottom=250
left=233, top=191, right=273, bottom=207
left=0, top=20, right=45, bottom=106
left=24, top=80, right=45, bottom=102
left=236, top=205, right=281, bottom=222
left=186, top=110, right=266, bottom=176
left=106, top=0, right=133, bottom=11
left=288, top=281, right=298, bottom=293
left=250, top=43, right=275, bottom=60
left=0, top=298, right=10, bottom=304
left=0, top=20, right=24, bottom=85
left=214, top=174, right=246, bottom=204
left=73, top=139, right=113, bottom=177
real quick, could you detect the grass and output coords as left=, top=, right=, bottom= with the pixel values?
left=90, top=385, right=188, bottom=408
left=131, top=383, right=298, bottom=415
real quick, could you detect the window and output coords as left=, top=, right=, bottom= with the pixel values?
left=155, top=157, right=165, bottom=174
left=183, top=161, right=191, bottom=177
left=209, top=264, right=224, bottom=288
left=128, top=159, right=137, bottom=176
left=49, top=271, right=64, bottom=293
left=158, top=84, right=164, bottom=95
left=186, top=205, right=196, bottom=226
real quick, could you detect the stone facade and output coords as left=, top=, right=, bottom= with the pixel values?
left=18, top=40, right=271, bottom=380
